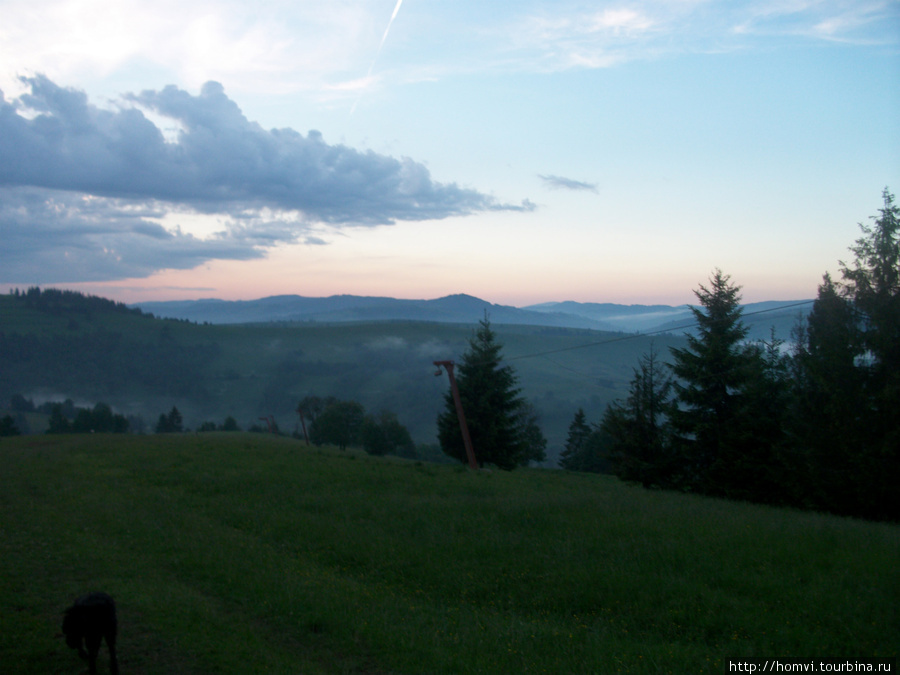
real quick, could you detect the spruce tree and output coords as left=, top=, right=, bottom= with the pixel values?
left=784, top=190, right=900, bottom=519
left=437, top=315, right=545, bottom=469
left=603, top=348, right=674, bottom=488
left=559, top=408, right=592, bottom=470
left=790, top=274, right=866, bottom=513
left=836, top=188, right=899, bottom=519
left=47, top=404, right=71, bottom=433
left=0, top=415, right=21, bottom=436
left=515, top=402, right=548, bottom=465
left=840, top=188, right=900, bottom=386
left=736, top=330, right=792, bottom=504
left=668, top=270, right=755, bottom=496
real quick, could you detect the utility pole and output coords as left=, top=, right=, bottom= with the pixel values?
left=296, top=404, right=310, bottom=445
left=433, top=360, right=478, bottom=470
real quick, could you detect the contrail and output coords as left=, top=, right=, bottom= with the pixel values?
left=369, top=0, right=405, bottom=77
left=352, top=0, right=405, bottom=114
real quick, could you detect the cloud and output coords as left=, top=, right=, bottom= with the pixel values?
left=737, top=1, right=900, bottom=44
left=0, top=187, right=269, bottom=282
left=0, top=75, right=531, bottom=283
left=0, top=1, right=376, bottom=97
left=505, top=1, right=899, bottom=72
left=538, top=175, right=598, bottom=193
left=367, top=336, right=408, bottom=351
left=2, top=75, right=517, bottom=224
left=1, top=2, right=896, bottom=106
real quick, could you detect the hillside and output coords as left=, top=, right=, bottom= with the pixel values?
left=2, top=434, right=896, bottom=674
left=0, top=291, right=688, bottom=460
left=135, top=293, right=611, bottom=329
left=135, top=293, right=813, bottom=341
left=526, top=299, right=812, bottom=340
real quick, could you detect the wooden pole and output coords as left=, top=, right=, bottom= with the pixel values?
left=296, top=405, right=310, bottom=445
left=434, top=360, right=478, bottom=470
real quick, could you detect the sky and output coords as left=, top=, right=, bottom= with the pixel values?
left=1, top=0, right=899, bottom=307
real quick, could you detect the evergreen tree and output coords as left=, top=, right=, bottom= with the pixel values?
left=559, top=408, right=592, bottom=470
left=840, top=188, right=900, bottom=387
left=437, top=315, right=545, bottom=469
left=787, top=190, right=899, bottom=519
left=668, top=270, right=756, bottom=496
left=602, top=349, right=674, bottom=487
left=155, top=414, right=170, bottom=434
left=72, top=409, right=96, bottom=433
left=47, top=403, right=71, bottom=433
left=835, top=188, right=900, bottom=518
left=578, top=426, right=616, bottom=474
left=0, top=415, right=21, bottom=437
left=168, top=406, right=183, bottom=433
left=9, top=394, right=35, bottom=412
left=734, top=330, right=792, bottom=504
left=156, top=406, right=183, bottom=433
left=515, top=402, right=548, bottom=465
left=90, top=403, right=115, bottom=432
left=558, top=408, right=615, bottom=473
left=790, top=275, right=867, bottom=510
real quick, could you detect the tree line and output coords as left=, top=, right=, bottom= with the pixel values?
left=560, top=189, right=899, bottom=521
left=297, top=395, right=417, bottom=458
left=3, top=396, right=133, bottom=435
left=8, top=287, right=148, bottom=318
left=1, top=391, right=416, bottom=457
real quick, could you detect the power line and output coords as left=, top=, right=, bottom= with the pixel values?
left=500, top=299, right=815, bottom=366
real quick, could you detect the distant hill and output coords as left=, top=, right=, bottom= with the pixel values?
left=525, top=301, right=691, bottom=332
left=2, top=290, right=686, bottom=458
left=135, top=294, right=813, bottom=341
left=526, top=299, right=814, bottom=341
left=2, top=288, right=812, bottom=459
left=135, top=294, right=610, bottom=329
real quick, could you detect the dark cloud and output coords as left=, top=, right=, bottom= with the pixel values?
left=1, top=75, right=523, bottom=224
left=0, top=187, right=267, bottom=282
left=538, top=174, right=598, bottom=193
left=0, top=75, right=533, bottom=283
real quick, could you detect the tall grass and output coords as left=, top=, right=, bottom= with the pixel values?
left=1, top=433, right=896, bottom=673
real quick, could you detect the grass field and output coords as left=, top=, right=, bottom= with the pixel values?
left=1, top=433, right=897, bottom=674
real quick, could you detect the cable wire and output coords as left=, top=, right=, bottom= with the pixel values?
left=500, top=299, right=815, bottom=366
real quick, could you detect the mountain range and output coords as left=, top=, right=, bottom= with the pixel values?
left=134, top=294, right=813, bottom=341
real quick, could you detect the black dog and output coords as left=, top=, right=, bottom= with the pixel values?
left=62, top=592, right=119, bottom=674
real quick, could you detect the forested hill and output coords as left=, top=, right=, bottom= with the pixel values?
left=134, top=293, right=611, bottom=329
left=1, top=288, right=219, bottom=412
left=0, top=288, right=687, bottom=456
left=7, top=286, right=148, bottom=318
left=134, top=293, right=811, bottom=341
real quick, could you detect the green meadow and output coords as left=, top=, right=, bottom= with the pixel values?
left=1, top=434, right=897, bottom=673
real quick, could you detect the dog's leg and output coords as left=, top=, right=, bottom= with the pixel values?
left=107, top=631, right=119, bottom=675
left=84, top=632, right=101, bottom=674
